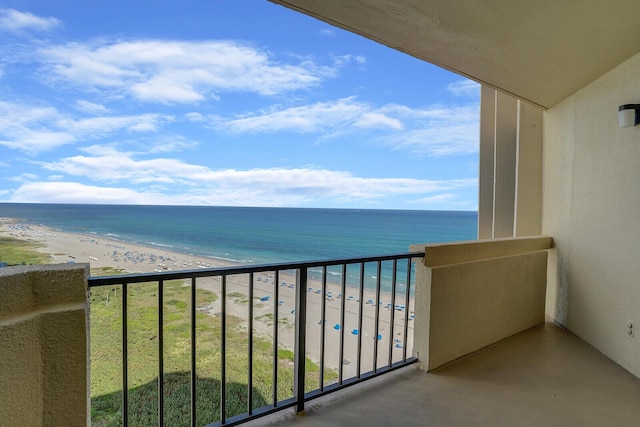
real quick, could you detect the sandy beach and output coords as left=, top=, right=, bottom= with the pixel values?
left=1, top=217, right=414, bottom=379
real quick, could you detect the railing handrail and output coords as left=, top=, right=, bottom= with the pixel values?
left=88, top=250, right=425, bottom=426
left=88, top=251, right=425, bottom=286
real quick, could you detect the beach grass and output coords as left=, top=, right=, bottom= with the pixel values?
left=90, top=276, right=335, bottom=426
left=0, top=235, right=50, bottom=265
left=2, top=232, right=338, bottom=426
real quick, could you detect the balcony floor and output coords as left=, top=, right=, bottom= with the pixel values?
left=251, top=323, right=640, bottom=426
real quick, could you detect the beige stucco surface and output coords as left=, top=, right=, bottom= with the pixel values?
left=477, top=88, right=543, bottom=239
left=270, top=0, right=640, bottom=109
left=254, top=324, right=640, bottom=427
left=0, top=264, right=90, bottom=427
left=543, top=50, right=640, bottom=379
left=514, top=100, right=543, bottom=236
left=412, top=238, right=549, bottom=371
left=413, top=236, right=552, bottom=268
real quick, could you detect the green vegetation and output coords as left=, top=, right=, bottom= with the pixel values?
left=1, top=233, right=337, bottom=426
left=0, top=235, right=50, bottom=265
left=92, top=266, right=126, bottom=276
left=256, top=313, right=292, bottom=329
left=256, top=313, right=272, bottom=325
left=227, top=291, right=248, bottom=304
left=90, top=279, right=335, bottom=426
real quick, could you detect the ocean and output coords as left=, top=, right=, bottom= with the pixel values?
left=0, top=203, right=477, bottom=264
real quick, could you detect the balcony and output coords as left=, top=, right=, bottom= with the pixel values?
left=257, top=322, right=640, bottom=426
left=2, top=236, right=640, bottom=426
left=87, top=252, right=420, bottom=426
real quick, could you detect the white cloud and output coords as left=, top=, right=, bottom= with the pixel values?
left=10, top=181, right=171, bottom=205
left=0, top=9, right=60, bottom=34
left=36, top=148, right=478, bottom=206
left=57, top=113, right=173, bottom=135
left=211, top=98, right=479, bottom=156
left=331, top=54, right=367, bottom=68
left=8, top=173, right=39, bottom=183
left=75, top=100, right=110, bottom=115
left=139, top=135, right=199, bottom=154
left=185, top=112, right=205, bottom=122
left=211, top=97, right=369, bottom=134
left=376, top=105, right=480, bottom=156
left=0, top=101, right=74, bottom=154
left=355, top=112, right=403, bottom=130
left=38, top=40, right=338, bottom=104
left=0, top=100, right=173, bottom=155
left=319, top=29, right=336, bottom=37
left=6, top=180, right=298, bottom=206
left=447, top=79, right=480, bottom=98
left=43, top=149, right=209, bottom=184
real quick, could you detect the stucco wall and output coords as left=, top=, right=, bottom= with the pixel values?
left=412, top=237, right=550, bottom=371
left=0, top=264, right=90, bottom=427
left=543, top=51, right=640, bottom=378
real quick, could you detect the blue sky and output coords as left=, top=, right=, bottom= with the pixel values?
left=0, top=1, right=479, bottom=210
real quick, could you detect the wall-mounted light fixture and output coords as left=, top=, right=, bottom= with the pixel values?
left=619, top=104, right=640, bottom=128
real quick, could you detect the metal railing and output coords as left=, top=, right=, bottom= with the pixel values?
left=88, top=252, right=424, bottom=426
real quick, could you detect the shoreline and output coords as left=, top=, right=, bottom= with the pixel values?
left=0, top=217, right=414, bottom=376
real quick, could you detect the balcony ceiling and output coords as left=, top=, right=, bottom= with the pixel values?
left=269, top=0, right=640, bottom=109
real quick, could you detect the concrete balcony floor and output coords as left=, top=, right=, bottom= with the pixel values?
left=252, top=323, right=640, bottom=426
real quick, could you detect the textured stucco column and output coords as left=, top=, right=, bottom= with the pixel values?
left=514, top=101, right=543, bottom=236
left=412, top=252, right=431, bottom=369
left=0, top=264, right=90, bottom=427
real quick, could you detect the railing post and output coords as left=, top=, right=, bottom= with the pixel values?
left=293, top=268, right=307, bottom=414
left=190, top=277, right=197, bottom=427
left=248, top=273, right=254, bottom=415
left=220, top=275, right=227, bottom=424
left=272, top=270, right=280, bottom=407
left=122, top=282, right=129, bottom=427
left=158, top=280, right=165, bottom=427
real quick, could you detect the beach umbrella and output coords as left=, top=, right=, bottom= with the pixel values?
left=351, top=328, right=358, bottom=335
left=377, top=334, right=383, bottom=340
left=333, top=324, right=341, bottom=330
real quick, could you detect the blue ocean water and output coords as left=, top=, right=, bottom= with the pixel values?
left=0, top=204, right=477, bottom=265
